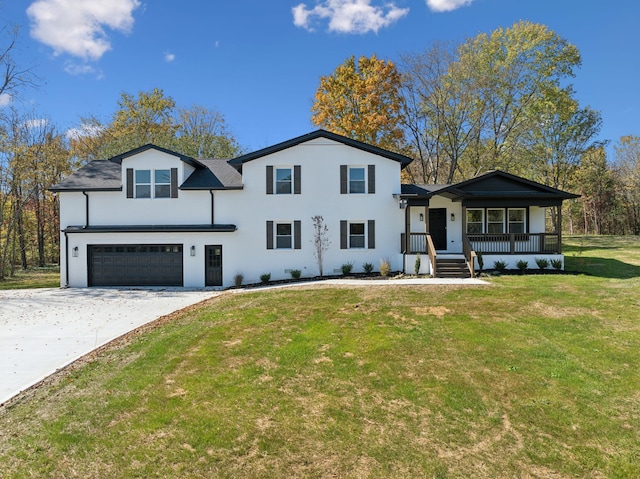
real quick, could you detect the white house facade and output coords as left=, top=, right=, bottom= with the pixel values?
left=51, top=130, right=578, bottom=288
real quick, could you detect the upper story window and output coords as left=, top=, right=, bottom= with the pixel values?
left=154, top=170, right=171, bottom=198
left=135, top=170, right=151, bottom=198
left=266, top=166, right=301, bottom=195
left=127, top=167, right=177, bottom=199
left=275, top=168, right=292, bottom=194
left=340, top=165, right=375, bottom=194
left=349, top=167, right=365, bottom=194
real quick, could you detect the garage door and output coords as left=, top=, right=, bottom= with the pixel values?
left=89, top=244, right=183, bottom=286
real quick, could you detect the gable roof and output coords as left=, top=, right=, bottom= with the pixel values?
left=401, top=170, right=579, bottom=205
left=108, top=144, right=207, bottom=169
left=228, top=129, right=413, bottom=169
left=180, top=159, right=243, bottom=190
left=50, top=160, right=122, bottom=192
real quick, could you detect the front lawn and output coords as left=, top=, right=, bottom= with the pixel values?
left=0, top=236, right=638, bottom=478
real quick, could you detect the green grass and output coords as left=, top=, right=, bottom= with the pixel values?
left=1, top=236, right=639, bottom=478
left=0, top=265, right=60, bottom=289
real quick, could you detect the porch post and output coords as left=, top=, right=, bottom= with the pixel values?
left=405, top=205, right=411, bottom=253
left=557, top=205, right=563, bottom=254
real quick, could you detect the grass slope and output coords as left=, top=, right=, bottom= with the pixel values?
left=1, top=236, right=639, bottom=478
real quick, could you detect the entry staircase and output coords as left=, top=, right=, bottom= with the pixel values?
left=434, top=255, right=472, bottom=279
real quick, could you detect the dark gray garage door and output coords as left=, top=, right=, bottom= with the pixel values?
left=89, top=244, right=183, bottom=286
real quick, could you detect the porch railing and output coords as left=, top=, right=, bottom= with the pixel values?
left=400, top=233, right=427, bottom=254
left=467, top=233, right=560, bottom=254
left=426, top=234, right=437, bottom=277
left=462, top=235, right=476, bottom=277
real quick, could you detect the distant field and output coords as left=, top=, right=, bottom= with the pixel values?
left=0, top=265, right=59, bottom=290
left=0, top=236, right=638, bottom=478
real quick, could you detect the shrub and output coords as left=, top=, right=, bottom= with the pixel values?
left=414, top=254, right=421, bottom=275
left=290, top=269, right=301, bottom=280
left=260, top=273, right=271, bottom=283
left=551, top=258, right=563, bottom=270
left=535, top=258, right=549, bottom=270
left=363, top=262, right=374, bottom=274
left=380, top=259, right=391, bottom=277
left=516, top=260, right=529, bottom=272
left=341, top=262, right=354, bottom=275
left=493, top=260, right=507, bottom=273
left=234, top=273, right=244, bottom=288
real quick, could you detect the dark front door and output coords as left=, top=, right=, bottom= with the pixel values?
left=205, top=245, right=223, bottom=287
left=429, top=208, right=448, bottom=250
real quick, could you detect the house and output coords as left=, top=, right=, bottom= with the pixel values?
left=50, top=130, right=579, bottom=288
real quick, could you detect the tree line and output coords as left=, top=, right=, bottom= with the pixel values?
left=310, top=20, right=640, bottom=236
left=2, top=20, right=639, bottom=278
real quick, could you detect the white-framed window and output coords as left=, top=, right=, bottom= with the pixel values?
left=508, top=208, right=526, bottom=233
left=276, top=222, right=293, bottom=249
left=487, top=209, right=505, bottom=234
left=135, top=170, right=151, bottom=198
left=349, top=222, right=366, bottom=248
left=466, top=209, right=484, bottom=234
left=349, top=167, right=366, bottom=194
left=275, top=168, right=292, bottom=194
left=154, top=169, right=171, bottom=198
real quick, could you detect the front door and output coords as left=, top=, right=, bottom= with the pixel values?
left=429, top=208, right=448, bottom=250
left=205, top=245, right=223, bottom=286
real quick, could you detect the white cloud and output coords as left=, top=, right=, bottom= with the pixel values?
left=27, top=0, right=141, bottom=61
left=64, top=61, right=98, bottom=76
left=0, top=93, right=12, bottom=107
left=24, top=118, right=49, bottom=129
left=292, top=0, right=409, bottom=34
left=426, top=0, right=474, bottom=12
left=164, top=52, right=176, bottom=63
left=66, top=123, right=104, bottom=140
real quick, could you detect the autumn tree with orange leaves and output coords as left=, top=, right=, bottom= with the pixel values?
left=311, top=54, right=405, bottom=153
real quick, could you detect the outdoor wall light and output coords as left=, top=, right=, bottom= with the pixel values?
left=450, top=213, right=455, bottom=221
left=419, top=213, right=424, bottom=222
left=190, top=245, right=196, bottom=256
left=72, top=246, right=79, bottom=257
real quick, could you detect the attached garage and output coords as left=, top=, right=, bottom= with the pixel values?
left=89, top=244, right=183, bottom=286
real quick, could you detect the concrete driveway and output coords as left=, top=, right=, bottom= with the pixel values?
left=0, top=288, right=217, bottom=405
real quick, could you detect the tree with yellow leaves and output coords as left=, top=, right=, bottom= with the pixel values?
left=311, top=54, right=405, bottom=153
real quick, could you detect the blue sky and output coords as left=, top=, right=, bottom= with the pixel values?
left=3, top=0, right=639, bottom=155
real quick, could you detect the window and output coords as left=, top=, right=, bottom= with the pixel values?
left=466, top=209, right=484, bottom=234
left=154, top=169, right=171, bottom=198
left=487, top=209, right=505, bottom=234
left=349, top=167, right=366, bottom=194
left=340, top=165, right=375, bottom=194
left=129, top=168, right=176, bottom=199
left=349, top=222, right=366, bottom=248
left=276, top=223, right=293, bottom=249
left=508, top=208, right=526, bottom=233
left=135, top=170, right=151, bottom=198
left=266, top=221, right=301, bottom=250
left=266, top=166, right=300, bottom=194
left=275, top=168, right=292, bottom=194
left=340, top=220, right=375, bottom=249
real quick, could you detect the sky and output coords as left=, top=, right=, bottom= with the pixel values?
left=2, top=0, right=639, bottom=156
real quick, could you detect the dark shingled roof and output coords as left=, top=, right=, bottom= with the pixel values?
left=50, top=161, right=122, bottom=192
left=181, top=159, right=243, bottom=190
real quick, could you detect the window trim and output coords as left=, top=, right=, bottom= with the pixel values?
left=128, top=167, right=178, bottom=199
left=340, top=164, right=375, bottom=194
left=487, top=208, right=505, bottom=234
left=275, top=167, right=293, bottom=195
left=348, top=167, right=366, bottom=194
left=466, top=207, right=528, bottom=234
left=508, top=208, right=527, bottom=234
left=135, top=169, right=151, bottom=199
left=466, top=208, right=484, bottom=234
left=275, top=222, right=293, bottom=249
left=154, top=169, right=171, bottom=198
left=266, top=220, right=301, bottom=250
left=340, top=220, right=376, bottom=249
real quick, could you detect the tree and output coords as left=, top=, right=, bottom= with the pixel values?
left=310, top=215, right=330, bottom=276
left=311, top=54, right=406, bottom=152
left=613, top=135, right=640, bottom=234
left=175, top=105, right=243, bottom=158
left=0, top=24, right=37, bottom=102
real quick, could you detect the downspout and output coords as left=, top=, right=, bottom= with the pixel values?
left=82, top=191, right=89, bottom=227
left=209, top=190, right=215, bottom=225
left=64, top=230, right=69, bottom=287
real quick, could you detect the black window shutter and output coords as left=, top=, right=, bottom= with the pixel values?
left=170, top=168, right=178, bottom=198
left=368, top=165, right=375, bottom=194
left=126, top=168, right=134, bottom=198
left=266, top=221, right=274, bottom=249
left=294, top=165, right=301, bottom=195
left=294, top=220, right=301, bottom=249
left=340, top=220, right=347, bottom=249
left=266, top=166, right=273, bottom=195
left=340, top=165, right=347, bottom=194
left=368, top=220, right=376, bottom=249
